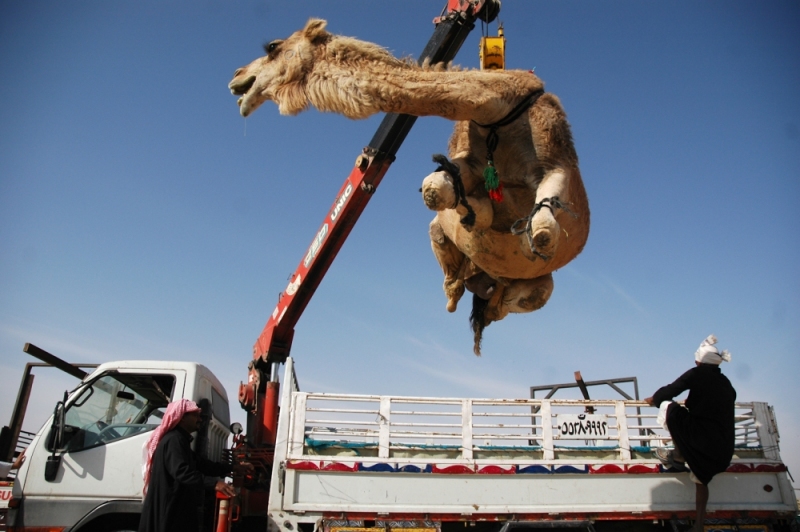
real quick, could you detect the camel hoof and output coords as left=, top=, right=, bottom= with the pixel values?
left=444, top=279, right=464, bottom=313
left=532, top=229, right=554, bottom=254
left=502, top=275, right=554, bottom=314
left=514, top=285, right=551, bottom=312
left=446, top=299, right=458, bottom=312
left=530, top=220, right=560, bottom=260
left=421, top=171, right=455, bottom=211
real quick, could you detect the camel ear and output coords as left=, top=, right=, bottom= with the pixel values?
left=303, top=18, right=329, bottom=43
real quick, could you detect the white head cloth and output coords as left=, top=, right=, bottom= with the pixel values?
left=141, top=399, right=201, bottom=495
left=694, top=334, right=732, bottom=365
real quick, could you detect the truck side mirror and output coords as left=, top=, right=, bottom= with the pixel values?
left=44, top=454, right=61, bottom=482
left=230, top=422, right=243, bottom=435
left=44, top=391, right=67, bottom=482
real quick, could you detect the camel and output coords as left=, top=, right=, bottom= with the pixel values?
left=229, top=19, right=590, bottom=354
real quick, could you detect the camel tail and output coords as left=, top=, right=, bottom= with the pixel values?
left=469, top=293, right=488, bottom=356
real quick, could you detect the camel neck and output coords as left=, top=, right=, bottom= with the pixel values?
left=472, top=89, right=545, bottom=129
left=307, top=59, right=544, bottom=123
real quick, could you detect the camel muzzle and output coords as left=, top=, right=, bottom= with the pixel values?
left=229, top=75, right=256, bottom=96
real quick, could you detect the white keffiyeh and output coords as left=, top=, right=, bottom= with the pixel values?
left=141, top=399, right=201, bottom=496
left=694, top=334, right=731, bottom=365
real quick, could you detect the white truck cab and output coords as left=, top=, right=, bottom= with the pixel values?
left=5, top=360, right=231, bottom=532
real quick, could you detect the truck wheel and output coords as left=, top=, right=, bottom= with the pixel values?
left=75, top=513, right=140, bottom=532
left=233, top=515, right=269, bottom=532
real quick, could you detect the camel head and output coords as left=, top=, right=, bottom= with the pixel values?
left=229, top=18, right=331, bottom=117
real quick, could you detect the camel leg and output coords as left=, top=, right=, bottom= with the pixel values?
left=470, top=275, right=553, bottom=356
left=504, top=274, right=554, bottom=313
left=421, top=157, right=493, bottom=231
left=527, top=169, right=571, bottom=260
left=429, top=218, right=466, bottom=312
left=485, top=274, right=554, bottom=324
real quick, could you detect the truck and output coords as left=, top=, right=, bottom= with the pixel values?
left=2, top=355, right=233, bottom=531
left=261, top=358, right=798, bottom=532
left=3, top=1, right=798, bottom=531
left=3, top=352, right=797, bottom=532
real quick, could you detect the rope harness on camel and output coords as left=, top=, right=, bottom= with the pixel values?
left=511, top=196, right=577, bottom=260
left=431, top=154, right=476, bottom=228
left=429, top=90, right=546, bottom=230
left=473, top=89, right=545, bottom=202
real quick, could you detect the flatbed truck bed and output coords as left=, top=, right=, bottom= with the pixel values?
left=264, top=358, right=797, bottom=532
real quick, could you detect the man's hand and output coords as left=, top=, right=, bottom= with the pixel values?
left=11, top=449, right=26, bottom=470
left=233, top=461, right=256, bottom=475
left=644, top=396, right=655, bottom=406
left=215, top=481, right=237, bottom=498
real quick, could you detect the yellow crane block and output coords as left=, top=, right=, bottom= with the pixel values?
left=479, top=25, right=505, bottom=70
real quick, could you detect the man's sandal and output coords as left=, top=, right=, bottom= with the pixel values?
left=655, top=447, right=688, bottom=472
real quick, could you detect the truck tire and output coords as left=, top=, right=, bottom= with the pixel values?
left=74, top=513, right=140, bottom=532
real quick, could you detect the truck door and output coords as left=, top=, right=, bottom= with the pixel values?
left=18, top=369, right=185, bottom=527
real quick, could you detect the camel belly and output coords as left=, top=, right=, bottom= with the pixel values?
left=436, top=210, right=542, bottom=279
left=436, top=208, right=588, bottom=280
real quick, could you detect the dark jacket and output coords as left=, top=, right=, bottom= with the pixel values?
left=138, top=427, right=231, bottom=532
left=653, top=364, right=736, bottom=484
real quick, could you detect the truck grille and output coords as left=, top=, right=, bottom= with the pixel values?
left=205, top=421, right=229, bottom=462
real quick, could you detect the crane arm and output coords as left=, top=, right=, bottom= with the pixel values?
left=241, top=1, right=500, bottom=415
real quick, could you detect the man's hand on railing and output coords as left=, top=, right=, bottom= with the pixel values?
left=233, top=461, right=255, bottom=475
left=215, top=480, right=237, bottom=498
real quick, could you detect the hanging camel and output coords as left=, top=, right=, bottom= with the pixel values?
left=229, top=19, right=589, bottom=354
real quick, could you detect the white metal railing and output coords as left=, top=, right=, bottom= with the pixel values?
left=286, top=392, right=779, bottom=464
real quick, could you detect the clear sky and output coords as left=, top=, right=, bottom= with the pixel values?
left=1, top=0, right=798, bottom=492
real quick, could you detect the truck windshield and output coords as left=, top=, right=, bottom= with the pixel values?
left=50, top=372, right=175, bottom=453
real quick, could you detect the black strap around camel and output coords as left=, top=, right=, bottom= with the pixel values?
left=511, top=196, right=577, bottom=261
left=431, top=154, right=476, bottom=228
left=472, top=89, right=545, bottom=202
left=429, top=90, right=546, bottom=229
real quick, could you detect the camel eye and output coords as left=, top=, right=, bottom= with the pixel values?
left=264, top=41, right=280, bottom=55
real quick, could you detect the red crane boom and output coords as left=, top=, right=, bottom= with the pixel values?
left=239, top=0, right=501, bottom=449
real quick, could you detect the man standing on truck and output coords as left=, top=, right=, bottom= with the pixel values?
left=645, top=334, right=736, bottom=532
left=138, top=399, right=236, bottom=532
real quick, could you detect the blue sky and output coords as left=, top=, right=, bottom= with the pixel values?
left=1, top=1, right=798, bottom=491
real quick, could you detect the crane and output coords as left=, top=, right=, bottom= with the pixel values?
left=235, top=0, right=502, bottom=483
